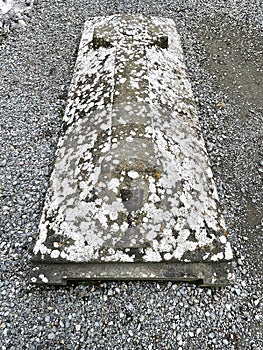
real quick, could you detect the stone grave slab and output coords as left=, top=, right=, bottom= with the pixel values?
left=31, top=15, right=234, bottom=286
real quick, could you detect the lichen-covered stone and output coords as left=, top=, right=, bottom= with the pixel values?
left=32, top=14, right=234, bottom=285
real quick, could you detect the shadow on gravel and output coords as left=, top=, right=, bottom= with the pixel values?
left=186, top=16, right=262, bottom=276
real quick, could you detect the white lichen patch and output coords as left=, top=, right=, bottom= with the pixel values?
left=127, top=170, right=140, bottom=179
left=39, top=274, right=49, bottom=284
left=33, top=15, right=233, bottom=268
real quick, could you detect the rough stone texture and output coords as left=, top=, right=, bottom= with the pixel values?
left=32, top=15, right=233, bottom=285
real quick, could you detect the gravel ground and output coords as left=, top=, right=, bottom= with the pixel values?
left=0, top=1, right=262, bottom=349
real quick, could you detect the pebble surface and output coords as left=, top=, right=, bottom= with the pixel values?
left=0, top=1, right=262, bottom=349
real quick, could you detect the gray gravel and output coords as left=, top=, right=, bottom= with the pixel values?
left=0, top=0, right=262, bottom=349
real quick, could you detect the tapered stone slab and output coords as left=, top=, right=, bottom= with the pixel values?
left=31, top=15, right=234, bottom=286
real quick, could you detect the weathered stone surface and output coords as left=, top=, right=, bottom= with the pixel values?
left=31, top=14, right=234, bottom=286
